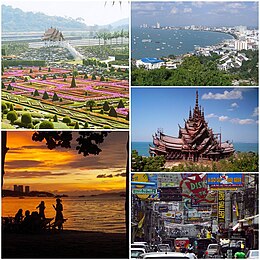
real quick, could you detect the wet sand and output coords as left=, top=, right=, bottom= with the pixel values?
left=2, top=230, right=128, bottom=258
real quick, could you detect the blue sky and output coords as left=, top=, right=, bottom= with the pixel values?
left=131, top=88, right=259, bottom=143
left=132, top=2, right=258, bottom=27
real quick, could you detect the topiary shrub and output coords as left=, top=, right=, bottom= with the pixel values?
left=63, top=117, right=72, bottom=124
left=11, top=78, right=15, bottom=83
left=52, top=93, right=59, bottom=101
left=33, top=89, right=40, bottom=96
left=99, top=109, right=104, bottom=114
left=100, top=75, right=105, bottom=81
left=2, top=82, right=5, bottom=89
left=9, top=104, right=14, bottom=111
left=27, top=123, right=34, bottom=129
left=108, top=107, right=117, bottom=117
left=117, top=99, right=125, bottom=108
left=83, top=122, right=89, bottom=129
left=7, top=111, right=18, bottom=124
left=70, top=75, right=77, bottom=88
left=2, top=102, right=7, bottom=111
left=84, top=74, right=88, bottom=79
left=74, top=122, right=80, bottom=129
left=59, top=98, right=63, bottom=102
left=53, top=114, right=58, bottom=122
left=33, top=119, right=40, bottom=125
left=42, top=75, right=47, bottom=80
left=103, top=101, right=110, bottom=111
left=7, top=84, right=13, bottom=91
left=21, top=112, right=32, bottom=126
left=91, top=74, right=96, bottom=80
left=53, top=75, right=57, bottom=79
left=42, top=91, right=49, bottom=100
left=39, top=121, right=54, bottom=129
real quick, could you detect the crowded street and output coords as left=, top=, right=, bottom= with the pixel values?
left=131, top=173, right=258, bottom=259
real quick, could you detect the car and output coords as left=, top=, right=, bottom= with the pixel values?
left=131, top=248, right=146, bottom=259
left=131, top=242, right=149, bottom=252
left=194, top=238, right=218, bottom=258
left=203, top=244, right=223, bottom=258
left=139, top=252, right=191, bottom=259
left=246, top=250, right=259, bottom=259
left=157, top=244, right=172, bottom=252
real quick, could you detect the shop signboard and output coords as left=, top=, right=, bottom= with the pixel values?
left=131, top=173, right=158, bottom=199
left=207, top=173, right=244, bottom=189
left=218, top=191, right=225, bottom=224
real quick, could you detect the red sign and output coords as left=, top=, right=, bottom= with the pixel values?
left=180, top=173, right=216, bottom=203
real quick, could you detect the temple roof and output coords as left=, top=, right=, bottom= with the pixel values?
left=42, top=27, right=64, bottom=41
left=150, top=91, right=235, bottom=159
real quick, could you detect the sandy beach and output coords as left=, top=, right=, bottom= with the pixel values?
left=2, top=230, right=128, bottom=258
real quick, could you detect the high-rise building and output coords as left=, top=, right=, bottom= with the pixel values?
left=18, top=185, right=24, bottom=193
left=25, top=186, right=30, bottom=193
left=235, top=40, right=248, bottom=51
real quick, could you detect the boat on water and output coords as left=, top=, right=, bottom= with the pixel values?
left=155, top=41, right=160, bottom=43
left=156, top=48, right=161, bottom=51
left=142, top=39, right=152, bottom=42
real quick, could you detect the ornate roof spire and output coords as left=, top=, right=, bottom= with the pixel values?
left=195, top=90, right=199, bottom=109
left=189, top=107, right=192, bottom=120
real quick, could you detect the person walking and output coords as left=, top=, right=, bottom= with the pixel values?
left=53, top=198, right=64, bottom=230
left=36, top=201, right=46, bottom=220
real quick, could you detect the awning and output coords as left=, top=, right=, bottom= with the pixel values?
left=232, top=223, right=240, bottom=231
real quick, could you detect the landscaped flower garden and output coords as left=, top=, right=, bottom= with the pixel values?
left=2, top=66, right=129, bottom=129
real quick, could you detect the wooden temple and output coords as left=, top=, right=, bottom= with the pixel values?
left=149, top=91, right=235, bottom=161
left=42, top=27, right=64, bottom=42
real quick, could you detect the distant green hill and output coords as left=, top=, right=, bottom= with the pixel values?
left=2, top=5, right=87, bottom=32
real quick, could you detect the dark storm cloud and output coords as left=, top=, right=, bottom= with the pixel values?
left=96, top=172, right=126, bottom=178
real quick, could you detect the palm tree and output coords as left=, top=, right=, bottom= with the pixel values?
left=113, top=31, right=120, bottom=45
left=95, top=32, right=102, bottom=46
left=120, top=29, right=125, bottom=45
left=86, top=100, right=96, bottom=112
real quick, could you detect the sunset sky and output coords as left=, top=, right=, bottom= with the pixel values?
left=3, top=131, right=128, bottom=196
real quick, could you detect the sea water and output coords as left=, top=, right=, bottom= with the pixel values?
left=132, top=28, right=234, bottom=59
left=132, top=142, right=258, bottom=157
left=2, top=196, right=126, bottom=233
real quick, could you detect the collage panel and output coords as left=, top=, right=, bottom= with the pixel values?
left=131, top=87, right=258, bottom=172
left=2, top=131, right=129, bottom=258
left=131, top=1, right=258, bottom=87
left=2, top=1, right=129, bottom=130
left=131, top=173, right=259, bottom=259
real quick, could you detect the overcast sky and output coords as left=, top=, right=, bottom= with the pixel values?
left=2, top=0, right=129, bottom=25
left=132, top=1, right=258, bottom=27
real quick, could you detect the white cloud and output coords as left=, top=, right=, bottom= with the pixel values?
left=206, top=113, right=218, bottom=118
left=183, top=8, right=192, bottom=13
left=252, top=107, right=258, bottom=117
left=202, top=90, right=243, bottom=100
left=230, top=118, right=255, bottom=125
left=219, top=116, right=229, bottom=122
left=231, top=102, right=239, bottom=108
left=191, top=2, right=204, bottom=8
left=170, top=7, right=178, bottom=14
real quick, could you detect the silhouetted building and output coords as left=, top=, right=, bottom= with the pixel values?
left=14, top=185, right=18, bottom=192
left=18, top=185, right=24, bottom=193
left=25, top=186, right=30, bottom=193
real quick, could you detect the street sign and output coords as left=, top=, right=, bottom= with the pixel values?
left=132, top=188, right=157, bottom=195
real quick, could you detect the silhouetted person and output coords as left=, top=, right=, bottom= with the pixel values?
left=30, top=211, right=41, bottom=232
left=22, top=210, right=32, bottom=231
left=36, top=201, right=46, bottom=220
left=53, top=198, right=63, bottom=230
left=14, top=209, right=23, bottom=223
